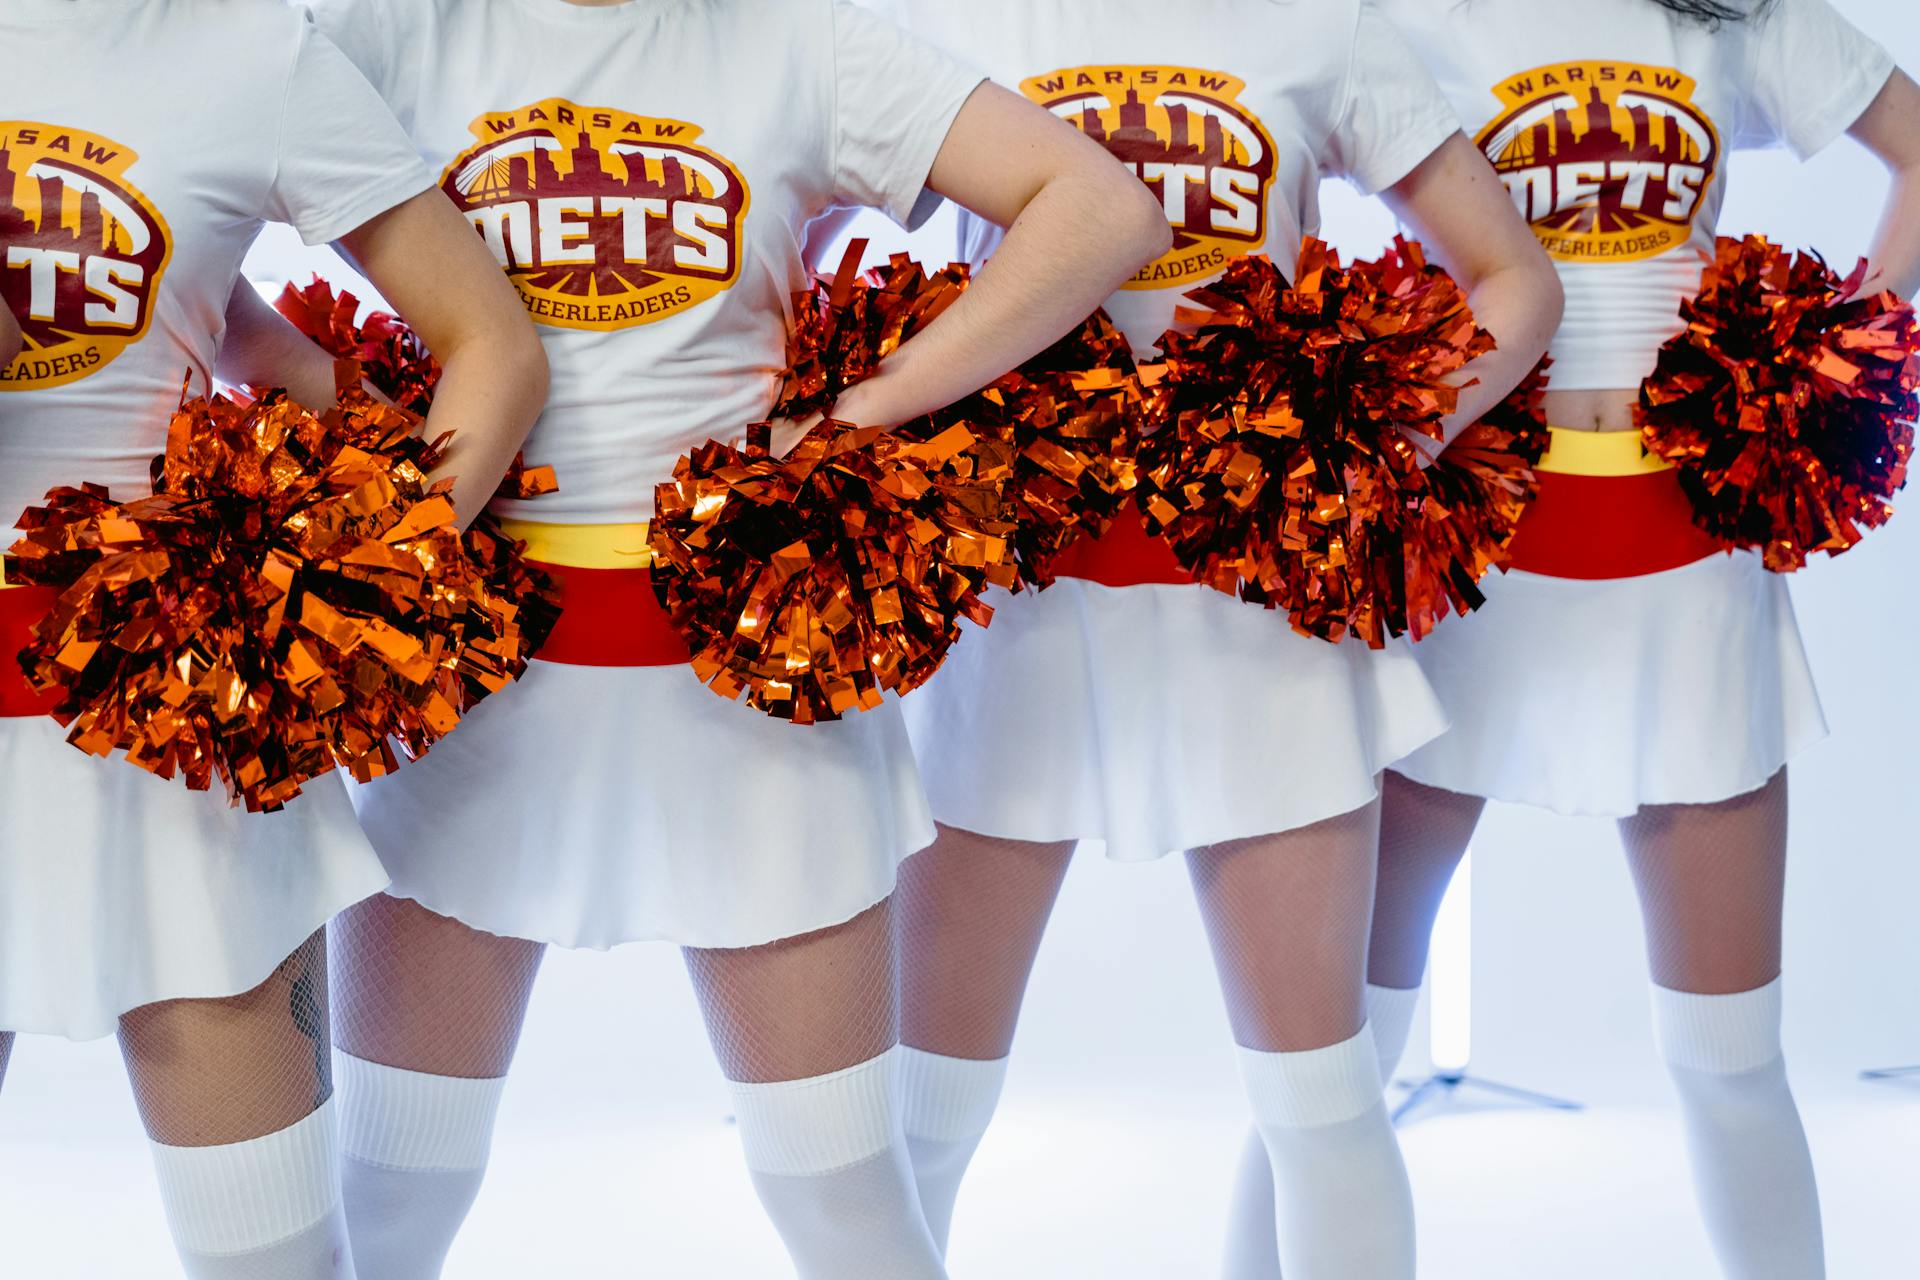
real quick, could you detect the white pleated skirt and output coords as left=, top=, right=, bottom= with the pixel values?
left=898, top=579, right=1450, bottom=862
left=350, top=657, right=936, bottom=951
left=1394, top=550, right=1827, bottom=818
left=0, top=718, right=388, bottom=1040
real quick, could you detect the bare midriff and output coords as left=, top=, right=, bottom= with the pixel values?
left=1542, top=387, right=1640, bottom=432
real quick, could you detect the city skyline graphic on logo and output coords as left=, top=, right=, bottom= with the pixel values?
left=0, top=122, right=171, bottom=391
left=1023, top=66, right=1276, bottom=290
left=442, top=100, right=750, bottom=331
left=1476, top=62, right=1719, bottom=263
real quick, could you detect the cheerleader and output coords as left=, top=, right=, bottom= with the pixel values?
left=0, top=2, right=547, bottom=1277
left=305, top=1, right=1168, bottom=1276
left=864, top=2, right=1563, bottom=1274
left=1223, top=2, right=1920, bottom=1276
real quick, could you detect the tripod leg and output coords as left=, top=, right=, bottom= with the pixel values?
left=1860, top=1065, right=1920, bottom=1082
left=1454, top=1076, right=1584, bottom=1111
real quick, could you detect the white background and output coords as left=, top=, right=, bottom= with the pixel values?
left=4, top=2, right=1918, bottom=1276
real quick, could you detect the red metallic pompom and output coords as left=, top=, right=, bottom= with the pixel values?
left=5, top=386, right=556, bottom=812
left=275, top=277, right=442, bottom=415
left=1637, top=235, right=1917, bottom=571
left=1409, top=354, right=1553, bottom=626
left=927, top=308, right=1151, bottom=590
left=772, top=244, right=970, bottom=422
left=1143, top=237, right=1503, bottom=645
left=649, top=419, right=1016, bottom=724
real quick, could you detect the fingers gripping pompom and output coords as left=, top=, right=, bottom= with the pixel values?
left=1144, top=237, right=1513, bottom=645
left=1637, top=235, right=1918, bottom=571
left=648, top=419, right=1015, bottom=724
left=275, top=277, right=443, bottom=415
left=5, top=387, right=556, bottom=812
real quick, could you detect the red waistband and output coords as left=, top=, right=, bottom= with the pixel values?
left=0, top=585, right=61, bottom=719
left=1049, top=508, right=1194, bottom=587
left=532, top=560, right=690, bottom=667
left=1503, top=469, right=1726, bottom=579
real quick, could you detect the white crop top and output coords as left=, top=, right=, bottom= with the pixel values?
left=1380, top=0, right=1896, bottom=390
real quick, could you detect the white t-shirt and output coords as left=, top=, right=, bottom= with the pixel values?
left=871, top=0, right=1462, bottom=357
left=0, top=0, right=435, bottom=540
left=311, top=0, right=986, bottom=525
left=1380, top=0, right=1896, bottom=390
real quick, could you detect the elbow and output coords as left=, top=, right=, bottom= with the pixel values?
left=1072, top=159, right=1170, bottom=275
left=1534, top=263, right=1567, bottom=349
left=1121, top=181, right=1174, bottom=270
left=509, top=329, right=551, bottom=421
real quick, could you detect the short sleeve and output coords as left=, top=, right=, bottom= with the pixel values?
left=1323, top=0, right=1462, bottom=195
left=1738, top=0, right=1895, bottom=157
left=265, top=19, right=436, bottom=246
left=830, top=0, right=985, bottom=230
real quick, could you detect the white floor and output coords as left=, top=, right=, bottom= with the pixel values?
left=4, top=1031, right=1914, bottom=1279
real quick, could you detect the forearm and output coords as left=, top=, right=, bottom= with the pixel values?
left=1860, top=167, right=1920, bottom=299
left=420, top=338, right=547, bottom=524
left=215, top=281, right=339, bottom=410
left=835, top=170, right=1168, bottom=428
left=1437, top=262, right=1563, bottom=444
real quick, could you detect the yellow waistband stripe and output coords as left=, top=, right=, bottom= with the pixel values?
left=1535, top=427, right=1673, bottom=478
left=495, top=519, right=654, bottom=569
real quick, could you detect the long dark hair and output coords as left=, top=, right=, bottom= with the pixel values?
left=1647, top=0, right=1776, bottom=23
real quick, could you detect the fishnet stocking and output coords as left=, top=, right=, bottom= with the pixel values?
left=684, top=898, right=901, bottom=1084
left=330, top=893, right=545, bottom=1078
left=0, top=1030, right=12, bottom=1093
left=1187, top=801, right=1383, bottom=1053
left=118, top=931, right=333, bottom=1148
left=895, top=825, right=1077, bottom=1060
left=1366, top=771, right=1486, bottom=991
left=1619, top=769, right=1789, bottom=994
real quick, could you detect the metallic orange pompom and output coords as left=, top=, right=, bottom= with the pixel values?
left=927, top=309, right=1151, bottom=590
left=772, top=243, right=970, bottom=422
left=1637, top=235, right=1918, bottom=571
left=649, top=419, right=1016, bottom=724
left=4, top=386, right=556, bottom=812
left=1144, top=237, right=1500, bottom=646
left=1407, top=355, right=1553, bottom=629
left=276, top=277, right=443, bottom=415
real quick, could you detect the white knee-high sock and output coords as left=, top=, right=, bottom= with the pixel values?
left=1222, top=986, right=1422, bottom=1280
left=149, top=1100, right=355, bottom=1280
left=897, top=1046, right=1009, bottom=1256
left=1237, top=1024, right=1415, bottom=1280
left=334, top=1053, right=509, bottom=1280
left=1651, top=979, right=1824, bottom=1280
left=727, top=1047, right=946, bottom=1279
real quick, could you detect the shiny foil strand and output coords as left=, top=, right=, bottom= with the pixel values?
left=6, top=384, right=557, bottom=811
left=1145, top=237, right=1525, bottom=645
left=1637, top=234, right=1918, bottom=571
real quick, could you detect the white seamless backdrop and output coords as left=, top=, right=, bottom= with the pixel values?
left=2, top=3, right=1916, bottom=1277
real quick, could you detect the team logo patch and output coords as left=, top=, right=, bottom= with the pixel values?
left=441, top=99, right=752, bottom=331
left=1021, top=65, right=1277, bottom=290
left=1475, top=61, right=1720, bottom=264
left=0, top=123, right=173, bottom=392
